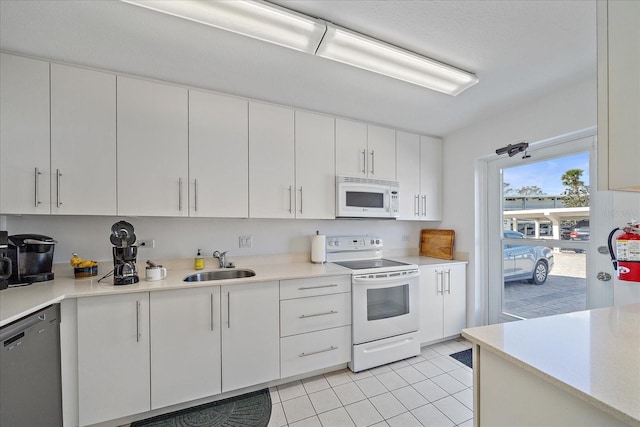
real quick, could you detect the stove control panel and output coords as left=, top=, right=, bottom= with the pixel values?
left=326, top=236, right=382, bottom=252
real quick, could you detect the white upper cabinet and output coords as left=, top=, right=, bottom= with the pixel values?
left=597, top=0, right=640, bottom=192
left=50, top=63, right=116, bottom=215
left=397, top=132, right=442, bottom=220
left=189, top=90, right=248, bottom=217
left=0, top=54, right=51, bottom=214
left=420, top=135, right=443, bottom=220
left=397, top=131, right=421, bottom=220
left=249, top=102, right=296, bottom=218
left=336, top=118, right=368, bottom=178
left=336, top=119, right=396, bottom=181
left=295, top=110, right=336, bottom=219
left=117, top=76, right=188, bottom=216
left=367, top=125, right=397, bottom=181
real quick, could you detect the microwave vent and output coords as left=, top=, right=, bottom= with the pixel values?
left=338, top=176, right=399, bottom=187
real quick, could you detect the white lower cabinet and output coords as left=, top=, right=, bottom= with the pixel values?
left=73, top=276, right=353, bottom=425
left=280, top=293, right=351, bottom=337
left=280, top=276, right=352, bottom=378
left=221, top=281, right=280, bottom=392
left=281, top=326, right=351, bottom=378
left=77, top=293, right=150, bottom=426
left=150, top=287, right=221, bottom=410
left=419, top=263, right=467, bottom=344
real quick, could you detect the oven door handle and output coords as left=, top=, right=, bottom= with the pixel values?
left=353, top=270, right=419, bottom=284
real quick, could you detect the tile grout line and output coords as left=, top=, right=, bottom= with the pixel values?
left=271, top=338, right=474, bottom=427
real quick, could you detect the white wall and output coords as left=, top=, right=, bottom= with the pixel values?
left=439, top=69, right=621, bottom=327
left=3, top=215, right=430, bottom=265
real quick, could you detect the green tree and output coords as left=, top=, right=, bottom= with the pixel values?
left=516, top=185, right=544, bottom=196
left=503, top=182, right=545, bottom=196
left=503, top=181, right=513, bottom=195
left=561, top=169, right=589, bottom=207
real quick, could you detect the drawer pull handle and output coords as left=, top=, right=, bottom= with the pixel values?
left=299, top=310, right=338, bottom=319
left=299, top=346, right=338, bottom=358
left=298, top=284, right=339, bottom=290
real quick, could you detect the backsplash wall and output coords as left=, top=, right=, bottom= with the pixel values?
left=2, top=215, right=432, bottom=264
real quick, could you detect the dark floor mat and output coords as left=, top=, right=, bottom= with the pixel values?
left=131, top=389, right=271, bottom=427
left=449, top=348, right=473, bottom=369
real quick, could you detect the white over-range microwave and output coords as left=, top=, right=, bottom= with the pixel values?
left=336, top=176, right=400, bottom=219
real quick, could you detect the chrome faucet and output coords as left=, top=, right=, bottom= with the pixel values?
left=212, top=250, right=228, bottom=268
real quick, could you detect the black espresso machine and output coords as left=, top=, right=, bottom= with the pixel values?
left=6, top=234, right=55, bottom=286
left=110, top=221, right=139, bottom=285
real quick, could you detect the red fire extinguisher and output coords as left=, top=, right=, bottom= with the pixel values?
left=608, top=220, right=640, bottom=282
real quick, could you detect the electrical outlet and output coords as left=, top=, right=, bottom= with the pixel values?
left=138, top=239, right=155, bottom=248
left=239, top=236, right=253, bottom=248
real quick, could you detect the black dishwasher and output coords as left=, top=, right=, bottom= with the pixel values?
left=0, top=304, right=62, bottom=427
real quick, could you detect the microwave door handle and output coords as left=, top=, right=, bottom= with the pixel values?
left=385, top=190, right=390, bottom=212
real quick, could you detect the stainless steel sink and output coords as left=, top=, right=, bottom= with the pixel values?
left=183, top=269, right=256, bottom=282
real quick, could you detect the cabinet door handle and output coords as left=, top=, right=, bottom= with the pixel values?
left=34, top=167, right=42, bottom=207
left=298, top=284, right=338, bottom=290
left=56, top=169, right=63, bottom=208
left=136, top=300, right=141, bottom=342
left=361, top=150, right=366, bottom=174
left=422, top=195, right=427, bottom=217
left=436, top=271, right=443, bottom=295
left=299, top=310, right=337, bottom=319
left=299, top=187, right=303, bottom=214
left=445, top=269, right=451, bottom=294
left=370, top=150, right=375, bottom=174
left=178, top=177, right=183, bottom=211
left=414, top=195, right=419, bottom=216
left=288, top=185, right=292, bottom=213
left=210, top=293, right=214, bottom=331
left=194, top=178, right=198, bottom=213
left=299, top=346, right=337, bottom=358
left=227, top=292, right=231, bottom=328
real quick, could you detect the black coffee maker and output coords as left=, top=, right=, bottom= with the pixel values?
left=110, top=221, right=139, bottom=285
left=7, top=234, right=55, bottom=286
left=0, top=231, right=11, bottom=290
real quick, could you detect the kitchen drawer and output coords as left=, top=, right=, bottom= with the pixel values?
left=280, top=293, right=351, bottom=337
left=281, top=326, right=351, bottom=378
left=280, top=275, right=351, bottom=300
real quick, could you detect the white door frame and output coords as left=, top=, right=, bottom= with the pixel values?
left=476, top=127, right=609, bottom=324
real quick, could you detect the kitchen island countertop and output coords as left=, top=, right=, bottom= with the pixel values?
left=463, top=303, right=640, bottom=426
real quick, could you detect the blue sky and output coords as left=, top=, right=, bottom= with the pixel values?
left=503, top=152, right=590, bottom=196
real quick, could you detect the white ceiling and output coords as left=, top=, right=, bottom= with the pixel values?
left=0, top=0, right=596, bottom=137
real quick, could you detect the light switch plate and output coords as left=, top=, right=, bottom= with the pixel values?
left=239, top=236, right=253, bottom=248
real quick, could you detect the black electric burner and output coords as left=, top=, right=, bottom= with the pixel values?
left=332, top=259, right=411, bottom=270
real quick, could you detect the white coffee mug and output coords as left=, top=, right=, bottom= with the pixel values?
left=145, top=266, right=167, bottom=281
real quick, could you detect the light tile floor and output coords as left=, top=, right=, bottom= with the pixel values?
left=268, top=339, right=473, bottom=427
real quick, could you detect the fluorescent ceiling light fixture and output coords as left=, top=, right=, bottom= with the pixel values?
left=120, top=0, right=326, bottom=54
left=120, top=0, right=479, bottom=95
left=316, top=24, right=478, bottom=96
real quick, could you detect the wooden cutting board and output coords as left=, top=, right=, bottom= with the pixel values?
left=420, top=229, right=455, bottom=260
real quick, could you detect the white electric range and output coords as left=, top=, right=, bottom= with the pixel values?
left=327, top=236, right=420, bottom=372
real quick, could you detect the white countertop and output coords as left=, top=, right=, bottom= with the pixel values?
left=0, top=257, right=351, bottom=327
left=0, top=253, right=466, bottom=327
left=390, top=255, right=468, bottom=266
left=462, top=304, right=640, bottom=427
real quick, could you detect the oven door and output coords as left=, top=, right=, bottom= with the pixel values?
left=352, top=270, right=419, bottom=344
